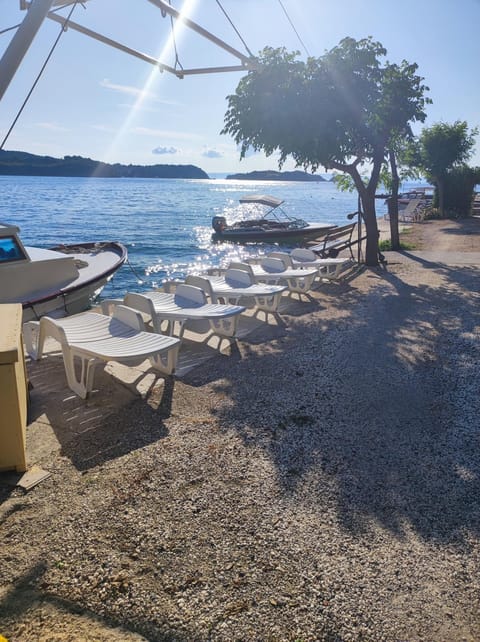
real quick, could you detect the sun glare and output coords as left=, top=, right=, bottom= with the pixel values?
left=96, top=0, right=199, bottom=170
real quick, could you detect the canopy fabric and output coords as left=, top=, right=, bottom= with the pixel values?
left=238, top=194, right=284, bottom=208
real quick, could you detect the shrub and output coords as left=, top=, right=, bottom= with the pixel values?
left=378, top=239, right=415, bottom=251
left=443, top=165, right=480, bottom=216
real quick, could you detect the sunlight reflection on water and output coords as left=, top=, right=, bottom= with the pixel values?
left=0, top=175, right=389, bottom=298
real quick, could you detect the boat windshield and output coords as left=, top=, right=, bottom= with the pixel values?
left=0, top=235, right=28, bottom=263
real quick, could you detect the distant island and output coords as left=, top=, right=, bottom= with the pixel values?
left=0, top=150, right=209, bottom=179
left=226, top=170, right=327, bottom=181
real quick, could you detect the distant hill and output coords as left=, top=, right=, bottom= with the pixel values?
left=226, top=170, right=326, bottom=182
left=0, top=150, right=209, bottom=179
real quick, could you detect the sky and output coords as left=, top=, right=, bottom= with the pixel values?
left=1, top=0, right=480, bottom=175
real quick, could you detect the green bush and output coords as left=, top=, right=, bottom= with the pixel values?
left=443, top=165, right=480, bottom=216
left=378, top=239, right=415, bottom=251
left=423, top=207, right=443, bottom=220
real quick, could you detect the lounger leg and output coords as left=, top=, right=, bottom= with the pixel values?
left=23, top=321, right=42, bottom=360
left=286, top=274, right=316, bottom=296
left=174, top=319, right=187, bottom=339
left=255, top=292, right=284, bottom=313
left=209, top=315, right=239, bottom=338
left=62, top=349, right=98, bottom=399
left=149, top=344, right=179, bottom=375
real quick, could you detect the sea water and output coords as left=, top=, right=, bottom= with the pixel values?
left=0, top=175, right=388, bottom=299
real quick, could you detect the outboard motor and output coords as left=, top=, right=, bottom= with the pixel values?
left=212, top=216, right=226, bottom=233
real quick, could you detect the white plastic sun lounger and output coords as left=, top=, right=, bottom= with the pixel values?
left=269, top=249, right=350, bottom=280
left=232, top=258, right=317, bottom=295
left=23, top=305, right=180, bottom=399
left=185, top=269, right=287, bottom=313
left=124, top=284, right=245, bottom=339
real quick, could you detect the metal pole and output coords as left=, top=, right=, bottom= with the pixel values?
left=357, top=195, right=362, bottom=263
left=146, top=0, right=256, bottom=68
left=0, top=0, right=56, bottom=102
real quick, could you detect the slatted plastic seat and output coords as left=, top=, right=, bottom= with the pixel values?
left=23, top=305, right=180, bottom=399
left=124, top=283, right=245, bottom=339
left=185, top=269, right=287, bottom=313
left=233, top=258, right=317, bottom=295
left=281, top=248, right=350, bottom=280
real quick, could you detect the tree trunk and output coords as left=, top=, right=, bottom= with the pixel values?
left=340, top=157, right=382, bottom=267
left=437, top=179, right=445, bottom=217
left=388, top=149, right=400, bottom=250
left=361, top=190, right=379, bottom=266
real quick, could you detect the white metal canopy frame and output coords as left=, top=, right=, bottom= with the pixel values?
left=0, top=0, right=258, bottom=103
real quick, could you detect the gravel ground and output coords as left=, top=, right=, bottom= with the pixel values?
left=1, top=217, right=480, bottom=642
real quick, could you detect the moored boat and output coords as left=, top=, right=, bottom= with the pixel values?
left=211, top=194, right=335, bottom=244
left=0, top=222, right=127, bottom=322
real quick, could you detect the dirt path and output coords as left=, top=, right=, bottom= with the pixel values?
left=1, top=217, right=479, bottom=642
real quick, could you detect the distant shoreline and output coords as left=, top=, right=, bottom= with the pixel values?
left=226, top=170, right=330, bottom=182
left=0, top=150, right=208, bottom=179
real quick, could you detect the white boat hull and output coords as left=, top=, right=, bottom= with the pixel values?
left=20, top=269, right=116, bottom=322
left=0, top=239, right=127, bottom=322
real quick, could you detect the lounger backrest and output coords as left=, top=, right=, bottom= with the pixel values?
left=291, top=248, right=317, bottom=262
left=174, top=283, right=207, bottom=307
left=268, top=251, right=293, bottom=267
left=124, top=292, right=156, bottom=319
left=112, top=304, right=145, bottom=331
left=402, top=198, right=422, bottom=214
left=260, top=257, right=286, bottom=273
left=185, top=275, right=215, bottom=300
left=228, top=262, right=255, bottom=278
left=224, top=268, right=254, bottom=287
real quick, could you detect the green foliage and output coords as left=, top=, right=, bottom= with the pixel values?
left=379, top=140, right=422, bottom=194
left=332, top=173, right=359, bottom=192
left=222, top=38, right=430, bottom=174
left=423, top=207, right=443, bottom=220
left=406, top=121, right=478, bottom=217
left=443, top=165, right=480, bottom=217
left=222, top=37, right=431, bottom=265
left=413, top=121, right=478, bottom=181
left=379, top=238, right=415, bottom=251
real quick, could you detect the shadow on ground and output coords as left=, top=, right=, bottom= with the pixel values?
left=0, top=562, right=193, bottom=642
left=207, top=259, right=480, bottom=543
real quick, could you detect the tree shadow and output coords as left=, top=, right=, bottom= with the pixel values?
left=0, top=562, right=192, bottom=642
left=25, top=356, right=175, bottom=472
left=209, top=259, right=480, bottom=543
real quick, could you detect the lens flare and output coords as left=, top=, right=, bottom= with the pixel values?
left=95, top=0, right=198, bottom=171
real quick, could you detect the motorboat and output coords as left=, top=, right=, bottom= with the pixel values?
left=0, top=222, right=127, bottom=322
left=211, top=194, right=336, bottom=244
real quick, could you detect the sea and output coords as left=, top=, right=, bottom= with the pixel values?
left=0, top=174, right=391, bottom=300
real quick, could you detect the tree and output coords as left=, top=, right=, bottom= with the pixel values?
left=411, top=121, right=478, bottom=217
left=222, top=38, right=430, bottom=265
left=379, top=139, right=421, bottom=250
